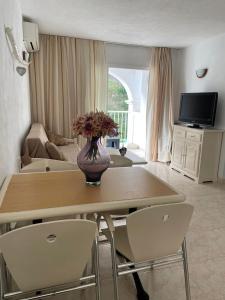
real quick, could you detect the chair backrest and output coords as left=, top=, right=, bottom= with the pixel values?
left=126, top=203, right=193, bottom=262
left=0, top=220, right=97, bottom=292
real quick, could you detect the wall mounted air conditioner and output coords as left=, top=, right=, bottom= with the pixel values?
left=23, top=21, right=39, bottom=52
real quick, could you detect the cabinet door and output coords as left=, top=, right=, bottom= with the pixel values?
left=171, top=139, right=185, bottom=170
left=183, top=142, right=201, bottom=177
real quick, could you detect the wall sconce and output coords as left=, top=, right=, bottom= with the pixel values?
left=196, top=68, right=208, bottom=78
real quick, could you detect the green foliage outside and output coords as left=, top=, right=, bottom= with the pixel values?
left=107, top=75, right=128, bottom=111
left=107, top=75, right=128, bottom=143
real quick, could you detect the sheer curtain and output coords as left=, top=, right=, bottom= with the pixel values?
left=146, top=47, right=173, bottom=162
left=29, top=34, right=107, bottom=138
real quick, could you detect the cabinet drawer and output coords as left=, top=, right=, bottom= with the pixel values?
left=173, top=127, right=186, bottom=139
left=186, top=131, right=202, bottom=142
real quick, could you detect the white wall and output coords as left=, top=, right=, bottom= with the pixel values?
left=175, top=33, right=225, bottom=178
left=105, top=43, right=151, bottom=69
left=0, top=0, right=31, bottom=186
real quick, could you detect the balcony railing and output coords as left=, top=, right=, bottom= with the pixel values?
left=108, top=110, right=128, bottom=143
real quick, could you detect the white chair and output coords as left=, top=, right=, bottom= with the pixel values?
left=0, top=219, right=100, bottom=299
left=103, top=203, right=193, bottom=300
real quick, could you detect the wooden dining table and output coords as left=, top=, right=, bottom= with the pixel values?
left=0, top=166, right=184, bottom=224
left=0, top=166, right=185, bottom=300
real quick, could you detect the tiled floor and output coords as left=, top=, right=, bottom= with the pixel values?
left=41, top=163, right=225, bottom=299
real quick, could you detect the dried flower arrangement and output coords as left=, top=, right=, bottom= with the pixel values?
left=73, top=111, right=119, bottom=138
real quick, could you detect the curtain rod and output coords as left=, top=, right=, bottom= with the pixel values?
left=105, top=41, right=182, bottom=50
left=39, top=32, right=181, bottom=50
left=104, top=41, right=152, bottom=48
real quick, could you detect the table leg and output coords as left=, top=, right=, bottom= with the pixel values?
left=130, top=265, right=150, bottom=300
left=0, top=224, right=12, bottom=294
left=116, top=251, right=149, bottom=300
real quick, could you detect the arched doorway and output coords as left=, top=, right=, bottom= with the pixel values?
left=107, top=67, right=149, bottom=153
left=107, top=74, right=129, bottom=144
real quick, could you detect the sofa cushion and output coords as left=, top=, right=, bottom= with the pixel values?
left=58, top=144, right=80, bottom=164
left=27, top=123, right=49, bottom=145
left=21, top=123, right=79, bottom=166
left=21, top=124, right=49, bottom=165
left=45, top=142, right=65, bottom=161
left=46, top=130, right=70, bottom=146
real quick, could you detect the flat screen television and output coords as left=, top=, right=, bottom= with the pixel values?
left=178, top=92, right=218, bottom=128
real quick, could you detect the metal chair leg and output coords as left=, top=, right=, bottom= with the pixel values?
left=95, top=237, right=101, bottom=300
left=182, top=238, right=191, bottom=300
left=96, top=214, right=102, bottom=232
left=0, top=256, right=6, bottom=299
left=110, top=231, right=119, bottom=300
left=0, top=254, right=11, bottom=297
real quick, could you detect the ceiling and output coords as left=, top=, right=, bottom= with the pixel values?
left=19, top=0, right=225, bottom=48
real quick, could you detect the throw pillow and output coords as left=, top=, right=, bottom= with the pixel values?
left=45, top=142, right=65, bottom=161
left=46, top=130, right=69, bottom=146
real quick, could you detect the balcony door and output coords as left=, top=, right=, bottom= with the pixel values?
left=107, top=67, right=149, bottom=153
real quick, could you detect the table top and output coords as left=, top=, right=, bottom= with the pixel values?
left=0, top=167, right=184, bottom=223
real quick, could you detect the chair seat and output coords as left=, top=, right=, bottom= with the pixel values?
left=102, top=226, right=134, bottom=261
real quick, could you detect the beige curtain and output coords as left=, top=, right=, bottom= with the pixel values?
left=29, top=34, right=107, bottom=138
left=146, top=47, right=173, bottom=162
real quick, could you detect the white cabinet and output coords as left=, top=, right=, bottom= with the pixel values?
left=171, top=139, right=185, bottom=170
left=183, top=142, right=201, bottom=177
left=171, top=125, right=223, bottom=183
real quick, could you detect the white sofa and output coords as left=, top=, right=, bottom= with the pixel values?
left=22, top=123, right=79, bottom=165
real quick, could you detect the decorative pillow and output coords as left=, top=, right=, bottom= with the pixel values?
left=46, top=130, right=69, bottom=146
left=21, top=153, right=32, bottom=166
left=45, top=142, right=66, bottom=161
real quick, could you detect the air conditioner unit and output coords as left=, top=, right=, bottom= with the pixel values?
left=23, top=21, right=39, bottom=52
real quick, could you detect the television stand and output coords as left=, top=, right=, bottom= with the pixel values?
left=171, top=125, right=223, bottom=183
